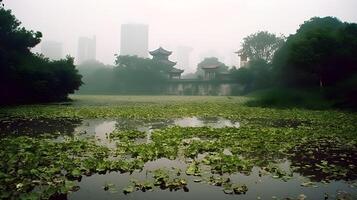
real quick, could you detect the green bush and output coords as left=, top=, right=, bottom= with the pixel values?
left=246, top=88, right=333, bottom=110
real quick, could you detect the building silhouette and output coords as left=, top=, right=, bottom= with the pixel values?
left=78, top=36, right=96, bottom=64
left=176, top=46, right=193, bottom=70
left=235, top=50, right=248, bottom=68
left=41, top=41, right=63, bottom=60
left=150, top=47, right=184, bottom=79
left=120, top=24, right=148, bottom=58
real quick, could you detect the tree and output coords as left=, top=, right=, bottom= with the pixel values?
left=270, top=17, right=357, bottom=109
left=273, top=17, right=357, bottom=88
left=0, top=6, right=82, bottom=104
left=114, top=55, right=170, bottom=93
left=239, top=31, right=285, bottom=63
left=231, top=59, right=272, bottom=93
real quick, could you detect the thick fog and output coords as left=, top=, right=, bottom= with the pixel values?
left=4, top=0, right=357, bottom=73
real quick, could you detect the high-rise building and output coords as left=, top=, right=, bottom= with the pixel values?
left=41, top=41, right=63, bottom=60
left=77, top=36, right=96, bottom=64
left=176, top=46, right=193, bottom=69
left=120, top=24, right=148, bottom=58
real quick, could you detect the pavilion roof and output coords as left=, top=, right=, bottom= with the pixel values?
left=159, top=59, right=177, bottom=67
left=201, top=64, right=221, bottom=69
left=149, top=47, right=172, bottom=56
left=169, top=67, right=184, bottom=74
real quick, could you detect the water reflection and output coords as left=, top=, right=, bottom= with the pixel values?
left=1, top=117, right=356, bottom=200
left=247, top=118, right=312, bottom=128
left=74, top=119, right=117, bottom=146
left=0, top=116, right=240, bottom=145
left=68, top=159, right=357, bottom=200
left=174, top=117, right=240, bottom=128
left=289, top=137, right=357, bottom=182
left=0, top=117, right=81, bottom=136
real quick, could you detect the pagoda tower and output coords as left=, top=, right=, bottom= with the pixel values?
left=234, top=50, right=248, bottom=68
left=149, top=47, right=184, bottom=79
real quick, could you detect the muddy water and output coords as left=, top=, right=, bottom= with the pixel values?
left=1, top=117, right=356, bottom=200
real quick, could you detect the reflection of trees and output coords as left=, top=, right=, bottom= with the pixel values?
left=289, top=137, right=357, bottom=182
left=0, top=118, right=82, bottom=137
left=114, top=119, right=172, bottom=131
left=248, top=118, right=312, bottom=128
left=49, top=193, right=68, bottom=200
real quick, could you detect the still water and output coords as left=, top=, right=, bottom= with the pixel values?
left=0, top=117, right=356, bottom=200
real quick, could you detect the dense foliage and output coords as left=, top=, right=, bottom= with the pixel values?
left=273, top=17, right=357, bottom=88
left=0, top=6, right=82, bottom=104
left=230, top=32, right=283, bottom=94
left=271, top=17, right=357, bottom=108
left=77, top=60, right=115, bottom=93
left=114, top=55, right=171, bottom=93
left=234, top=17, right=357, bottom=109
left=78, top=56, right=172, bottom=94
left=231, top=59, right=272, bottom=93
left=239, top=31, right=285, bottom=63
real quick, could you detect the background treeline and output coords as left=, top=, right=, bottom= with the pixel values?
left=78, top=56, right=232, bottom=95
left=231, top=17, right=357, bottom=110
left=78, top=56, right=173, bottom=94
left=0, top=6, right=82, bottom=105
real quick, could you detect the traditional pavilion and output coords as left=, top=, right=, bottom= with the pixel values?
left=149, top=47, right=184, bottom=79
left=201, top=64, right=221, bottom=80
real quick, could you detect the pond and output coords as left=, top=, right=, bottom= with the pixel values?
left=0, top=117, right=356, bottom=200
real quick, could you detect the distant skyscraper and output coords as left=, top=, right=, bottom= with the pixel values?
left=41, top=41, right=63, bottom=60
left=176, top=46, right=193, bottom=69
left=78, top=36, right=96, bottom=64
left=120, top=24, right=148, bottom=58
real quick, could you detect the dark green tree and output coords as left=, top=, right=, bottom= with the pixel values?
left=77, top=60, right=115, bottom=93
left=231, top=59, right=272, bottom=93
left=0, top=6, right=82, bottom=104
left=272, top=17, right=357, bottom=108
left=273, top=17, right=357, bottom=88
left=114, top=55, right=170, bottom=93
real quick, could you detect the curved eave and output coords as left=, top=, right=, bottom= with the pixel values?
left=161, top=60, right=177, bottom=67
left=169, top=68, right=184, bottom=74
left=149, top=47, right=172, bottom=56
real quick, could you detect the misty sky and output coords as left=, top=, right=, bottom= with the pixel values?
left=4, top=0, right=357, bottom=73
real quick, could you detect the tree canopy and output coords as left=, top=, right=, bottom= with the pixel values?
left=239, top=31, right=285, bottom=63
left=0, top=6, right=82, bottom=104
left=231, top=59, right=272, bottom=93
left=113, top=55, right=170, bottom=93
left=273, top=17, right=357, bottom=88
left=258, top=17, right=357, bottom=109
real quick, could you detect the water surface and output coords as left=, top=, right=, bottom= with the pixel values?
left=0, top=117, right=356, bottom=200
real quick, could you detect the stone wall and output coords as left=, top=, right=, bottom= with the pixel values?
left=166, top=80, right=242, bottom=96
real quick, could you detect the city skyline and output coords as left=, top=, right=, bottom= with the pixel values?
left=77, top=36, right=96, bottom=64
left=6, top=0, right=357, bottom=73
left=120, top=24, right=149, bottom=58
